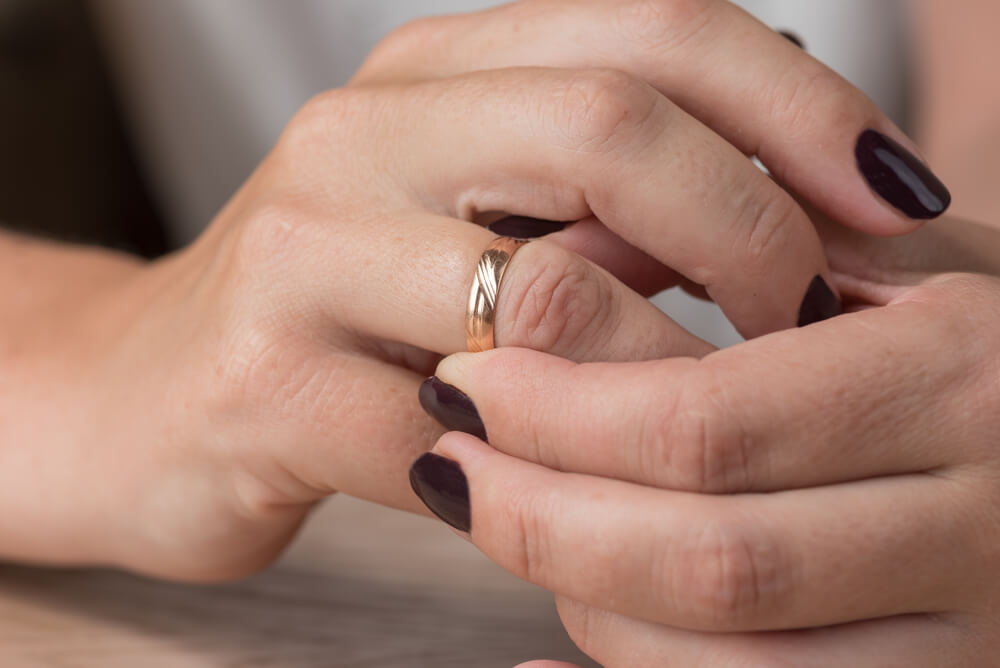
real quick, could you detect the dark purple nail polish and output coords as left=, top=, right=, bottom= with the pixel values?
left=409, top=453, right=471, bottom=532
left=855, top=130, right=951, bottom=220
left=778, top=30, right=805, bottom=49
left=419, top=377, right=487, bottom=441
left=798, top=276, right=842, bottom=327
left=488, top=216, right=569, bottom=239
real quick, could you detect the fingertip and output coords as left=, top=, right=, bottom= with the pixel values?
left=437, top=347, right=575, bottom=399
left=854, top=128, right=952, bottom=223
left=433, top=430, right=495, bottom=466
left=434, top=350, right=494, bottom=389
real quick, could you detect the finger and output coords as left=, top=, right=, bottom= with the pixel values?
left=492, top=216, right=686, bottom=298
left=417, top=433, right=973, bottom=632
left=556, top=599, right=976, bottom=668
left=237, top=349, right=444, bottom=516
left=514, top=663, right=583, bottom=668
left=300, top=211, right=712, bottom=362
left=432, top=293, right=976, bottom=492
left=811, top=211, right=1000, bottom=288
left=357, top=0, right=951, bottom=231
left=350, top=68, right=839, bottom=337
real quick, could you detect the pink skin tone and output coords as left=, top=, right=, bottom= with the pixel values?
left=2, top=0, right=998, bottom=665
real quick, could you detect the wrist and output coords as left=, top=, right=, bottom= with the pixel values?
left=0, top=238, right=161, bottom=566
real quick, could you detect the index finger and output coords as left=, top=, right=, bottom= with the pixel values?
left=356, top=0, right=951, bottom=232
left=431, top=279, right=978, bottom=493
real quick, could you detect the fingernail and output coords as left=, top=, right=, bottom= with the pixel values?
left=798, top=275, right=842, bottom=327
left=409, top=453, right=471, bottom=532
left=778, top=30, right=805, bottom=49
left=419, top=377, right=487, bottom=441
left=488, top=216, right=569, bottom=239
left=855, top=130, right=951, bottom=219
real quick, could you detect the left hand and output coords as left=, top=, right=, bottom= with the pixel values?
left=414, top=217, right=1000, bottom=667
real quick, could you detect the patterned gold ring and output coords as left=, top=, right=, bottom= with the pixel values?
left=466, top=237, right=528, bottom=353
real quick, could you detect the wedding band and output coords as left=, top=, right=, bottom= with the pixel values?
left=466, top=237, right=528, bottom=352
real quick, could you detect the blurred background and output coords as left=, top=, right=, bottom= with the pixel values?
left=0, top=0, right=166, bottom=256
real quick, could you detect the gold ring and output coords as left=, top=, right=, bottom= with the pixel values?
left=466, top=237, right=528, bottom=352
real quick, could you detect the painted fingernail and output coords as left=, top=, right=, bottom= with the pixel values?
left=419, top=377, right=487, bottom=441
left=409, top=453, right=471, bottom=532
left=798, top=275, right=842, bottom=327
left=855, top=130, right=951, bottom=219
left=488, top=216, right=569, bottom=239
left=778, top=30, right=805, bottom=49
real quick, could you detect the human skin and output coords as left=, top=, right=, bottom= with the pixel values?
left=426, top=214, right=1000, bottom=666
left=385, top=1, right=1000, bottom=665
left=0, top=0, right=941, bottom=583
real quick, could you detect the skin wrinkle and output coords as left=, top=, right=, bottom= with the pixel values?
left=14, top=2, right=1000, bottom=664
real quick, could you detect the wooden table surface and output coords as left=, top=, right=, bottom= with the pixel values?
left=0, top=496, right=598, bottom=667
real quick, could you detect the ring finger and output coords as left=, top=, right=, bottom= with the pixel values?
left=339, top=67, right=840, bottom=337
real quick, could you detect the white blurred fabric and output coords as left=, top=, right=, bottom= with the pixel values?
left=92, top=0, right=906, bottom=348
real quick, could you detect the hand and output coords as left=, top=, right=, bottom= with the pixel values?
left=414, top=216, right=1000, bottom=666
left=2, top=0, right=942, bottom=584
left=2, top=80, right=715, bottom=578
left=4, top=0, right=877, bottom=579
left=354, top=0, right=951, bottom=289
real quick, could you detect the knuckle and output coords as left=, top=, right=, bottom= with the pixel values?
left=553, top=68, right=660, bottom=153
left=232, top=199, right=315, bottom=273
left=766, top=65, right=862, bottom=143
left=210, top=211, right=332, bottom=416
left=497, top=243, right=617, bottom=358
left=731, top=189, right=801, bottom=273
left=278, top=88, right=366, bottom=158
left=672, top=522, right=787, bottom=630
left=209, top=309, right=341, bottom=426
left=357, top=16, right=447, bottom=82
left=613, top=0, right=716, bottom=50
left=646, top=364, right=754, bottom=493
left=208, top=314, right=287, bottom=415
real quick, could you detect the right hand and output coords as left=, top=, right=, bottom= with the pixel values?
left=9, top=0, right=945, bottom=581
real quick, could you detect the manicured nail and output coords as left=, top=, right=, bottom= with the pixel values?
left=855, top=130, right=951, bottom=219
left=778, top=30, right=805, bottom=49
left=488, top=216, right=569, bottom=239
left=409, top=453, right=471, bottom=532
left=798, top=276, right=842, bottom=327
left=419, top=377, right=487, bottom=441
